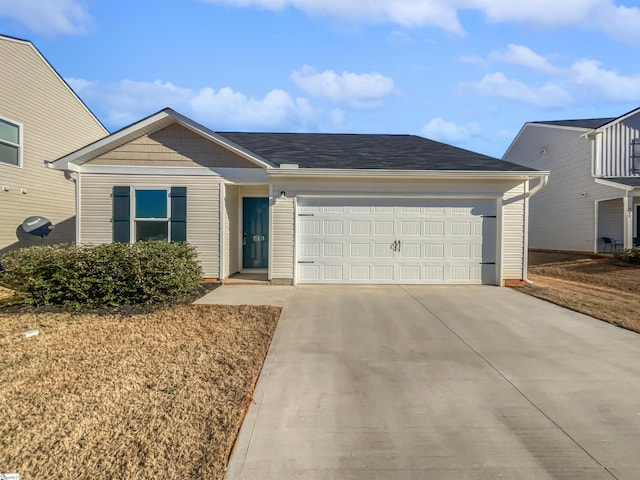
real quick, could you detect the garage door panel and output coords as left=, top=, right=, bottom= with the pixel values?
left=323, top=265, right=343, bottom=280
left=401, top=221, right=421, bottom=235
left=323, top=243, right=343, bottom=257
left=350, top=243, right=371, bottom=257
left=350, top=221, right=370, bottom=235
left=424, top=244, right=444, bottom=258
left=299, top=243, right=320, bottom=257
left=424, top=265, right=445, bottom=281
left=399, top=243, right=421, bottom=258
left=297, top=198, right=497, bottom=285
left=373, top=221, right=394, bottom=235
left=322, top=220, right=343, bottom=235
left=350, top=265, right=371, bottom=281
left=374, top=243, right=393, bottom=257
left=424, top=221, right=444, bottom=236
left=373, top=265, right=394, bottom=281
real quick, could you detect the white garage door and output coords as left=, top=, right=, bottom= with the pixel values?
left=296, top=198, right=497, bottom=284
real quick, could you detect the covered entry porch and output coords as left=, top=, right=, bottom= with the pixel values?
left=595, top=179, right=640, bottom=252
left=221, top=184, right=270, bottom=281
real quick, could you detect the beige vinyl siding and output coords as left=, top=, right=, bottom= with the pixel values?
left=87, top=123, right=259, bottom=168
left=503, top=124, right=623, bottom=252
left=596, top=114, right=640, bottom=177
left=79, top=173, right=221, bottom=278
left=501, top=184, right=525, bottom=280
left=239, top=185, right=269, bottom=197
left=0, top=36, right=107, bottom=252
left=224, top=184, right=240, bottom=277
left=271, top=196, right=294, bottom=281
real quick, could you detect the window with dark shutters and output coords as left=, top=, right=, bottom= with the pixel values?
left=112, top=186, right=187, bottom=243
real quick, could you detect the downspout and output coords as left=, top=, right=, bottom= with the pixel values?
left=63, top=170, right=80, bottom=245
left=523, top=175, right=549, bottom=285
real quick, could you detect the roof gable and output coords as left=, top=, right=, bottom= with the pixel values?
left=85, top=123, right=260, bottom=168
left=50, top=109, right=274, bottom=170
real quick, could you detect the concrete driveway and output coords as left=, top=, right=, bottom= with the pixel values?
left=226, top=286, right=640, bottom=479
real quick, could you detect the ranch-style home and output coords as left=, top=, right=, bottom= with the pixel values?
left=0, top=34, right=108, bottom=253
left=503, top=107, right=640, bottom=253
left=50, top=108, right=547, bottom=286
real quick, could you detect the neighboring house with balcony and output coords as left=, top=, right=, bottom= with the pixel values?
left=503, top=108, right=640, bottom=253
left=0, top=34, right=107, bottom=253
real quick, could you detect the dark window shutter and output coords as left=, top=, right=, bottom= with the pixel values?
left=112, top=186, right=130, bottom=243
left=170, top=187, right=187, bottom=242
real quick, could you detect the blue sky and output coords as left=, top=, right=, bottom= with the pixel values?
left=2, top=0, right=640, bottom=158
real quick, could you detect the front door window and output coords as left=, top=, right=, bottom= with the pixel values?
left=243, top=197, right=269, bottom=269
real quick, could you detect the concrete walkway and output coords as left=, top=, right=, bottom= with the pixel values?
left=194, top=285, right=294, bottom=307
left=226, top=285, right=640, bottom=479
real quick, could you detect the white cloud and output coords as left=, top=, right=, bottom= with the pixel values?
left=568, top=60, right=640, bottom=102
left=420, top=117, right=474, bottom=143
left=290, top=65, right=395, bottom=108
left=0, top=0, right=90, bottom=35
left=464, top=43, right=640, bottom=106
left=469, top=72, right=573, bottom=109
left=488, top=44, right=560, bottom=75
left=67, top=78, right=322, bottom=130
left=199, top=0, right=640, bottom=45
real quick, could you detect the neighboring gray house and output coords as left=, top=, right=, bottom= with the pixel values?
left=503, top=108, right=640, bottom=253
left=0, top=34, right=108, bottom=253
left=50, top=108, right=547, bottom=286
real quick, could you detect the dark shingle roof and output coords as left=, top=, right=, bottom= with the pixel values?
left=604, top=177, right=640, bottom=187
left=532, top=118, right=616, bottom=129
left=217, top=132, right=536, bottom=171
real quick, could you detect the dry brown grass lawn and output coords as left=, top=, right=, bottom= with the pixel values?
left=0, top=304, right=280, bottom=480
left=515, top=252, right=640, bottom=333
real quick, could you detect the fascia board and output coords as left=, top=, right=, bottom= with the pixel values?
left=594, top=178, right=638, bottom=192
left=267, top=168, right=549, bottom=181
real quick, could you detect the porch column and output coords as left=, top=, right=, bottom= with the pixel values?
left=623, top=193, right=634, bottom=249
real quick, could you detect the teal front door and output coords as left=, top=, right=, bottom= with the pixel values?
left=243, top=197, right=269, bottom=269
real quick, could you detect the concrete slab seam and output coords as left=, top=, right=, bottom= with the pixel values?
left=398, top=285, right=620, bottom=480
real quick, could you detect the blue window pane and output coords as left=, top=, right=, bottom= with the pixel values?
left=135, top=190, right=167, bottom=218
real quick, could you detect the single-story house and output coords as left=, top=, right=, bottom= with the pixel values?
left=49, top=109, right=547, bottom=285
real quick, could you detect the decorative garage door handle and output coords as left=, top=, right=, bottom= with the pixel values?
left=390, top=240, right=402, bottom=252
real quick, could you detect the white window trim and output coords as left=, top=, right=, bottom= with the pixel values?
left=0, top=116, right=23, bottom=168
left=131, top=187, right=171, bottom=243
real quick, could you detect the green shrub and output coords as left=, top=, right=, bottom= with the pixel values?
left=0, top=242, right=203, bottom=308
left=613, top=247, right=640, bottom=265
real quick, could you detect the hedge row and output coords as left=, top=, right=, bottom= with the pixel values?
left=0, top=242, right=202, bottom=309
left=613, top=247, right=640, bottom=265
